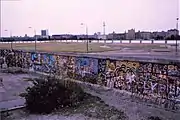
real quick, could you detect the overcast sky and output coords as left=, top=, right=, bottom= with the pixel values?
left=0, top=0, right=179, bottom=37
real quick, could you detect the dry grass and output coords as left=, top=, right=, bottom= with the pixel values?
left=0, top=42, right=116, bottom=53
left=0, top=42, right=166, bottom=53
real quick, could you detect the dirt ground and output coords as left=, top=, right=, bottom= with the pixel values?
left=2, top=95, right=127, bottom=120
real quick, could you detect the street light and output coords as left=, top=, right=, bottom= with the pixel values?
left=4, top=29, right=13, bottom=49
left=81, top=23, right=88, bottom=53
left=175, top=18, right=179, bottom=55
left=28, top=27, right=37, bottom=52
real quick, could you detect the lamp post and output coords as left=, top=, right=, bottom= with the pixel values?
left=176, top=18, right=179, bottom=55
left=81, top=23, right=88, bottom=53
left=28, top=27, right=37, bottom=52
left=4, top=30, right=13, bottom=49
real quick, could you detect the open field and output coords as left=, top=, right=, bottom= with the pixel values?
left=0, top=42, right=169, bottom=53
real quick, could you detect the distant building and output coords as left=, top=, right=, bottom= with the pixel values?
left=88, top=33, right=98, bottom=39
left=95, top=32, right=107, bottom=39
left=97, top=32, right=101, bottom=36
left=166, top=29, right=179, bottom=39
left=61, top=34, right=73, bottom=39
left=34, top=35, right=42, bottom=39
left=151, top=32, right=158, bottom=39
left=76, top=35, right=87, bottom=39
left=107, top=32, right=126, bottom=40
left=126, top=29, right=135, bottom=40
left=151, top=31, right=167, bottom=40
left=135, top=31, right=141, bottom=39
left=41, top=29, right=49, bottom=38
left=140, top=32, right=151, bottom=40
left=51, top=35, right=63, bottom=39
left=98, top=35, right=107, bottom=40
left=24, top=34, right=28, bottom=37
left=51, top=34, right=74, bottom=39
left=158, top=31, right=166, bottom=39
left=107, top=33, right=114, bottom=40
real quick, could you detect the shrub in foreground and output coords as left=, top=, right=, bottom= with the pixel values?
left=22, top=76, right=85, bottom=114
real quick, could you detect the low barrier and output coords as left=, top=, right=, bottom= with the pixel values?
left=0, top=49, right=180, bottom=111
left=0, top=40, right=180, bottom=44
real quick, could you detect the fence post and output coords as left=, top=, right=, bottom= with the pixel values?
left=151, top=40, right=154, bottom=44
left=140, top=40, right=142, bottom=44
left=165, top=39, right=167, bottom=44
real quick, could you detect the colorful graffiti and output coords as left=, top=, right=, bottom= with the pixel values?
left=73, top=57, right=98, bottom=84
left=0, top=49, right=180, bottom=110
left=75, top=57, right=98, bottom=77
left=98, top=59, right=107, bottom=85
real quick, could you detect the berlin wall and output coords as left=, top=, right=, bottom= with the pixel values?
left=0, top=49, right=180, bottom=111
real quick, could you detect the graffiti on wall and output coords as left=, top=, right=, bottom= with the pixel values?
left=98, top=59, right=106, bottom=85
left=97, top=60, right=180, bottom=103
left=31, top=53, right=57, bottom=73
left=74, top=57, right=98, bottom=84
left=75, top=57, right=98, bottom=76
left=100, top=60, right=140, bottom=90
left=0, top=50, right=31, bottom=69
left=114, top=61, right=140, bottom=91
left=0, top=49, right=180, bottom=110
left=31, top=53, right=42, bottom=72
left=41, top=54, right=56, bottom=73
left=57, top=56, right=75, bottom=77
left=105, top=59, right=116, bottom=88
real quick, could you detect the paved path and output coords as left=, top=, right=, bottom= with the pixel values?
left=0, top=72, right=39, bottom=112
left=87, top=50, right=180, bottom=62
left=0, top=99, right=25, bottom=111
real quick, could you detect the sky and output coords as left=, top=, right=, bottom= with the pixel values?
left=0, top=0, right=179, bottom=37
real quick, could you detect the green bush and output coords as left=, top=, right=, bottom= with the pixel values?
left=22, top=76, right=85, bottom=114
